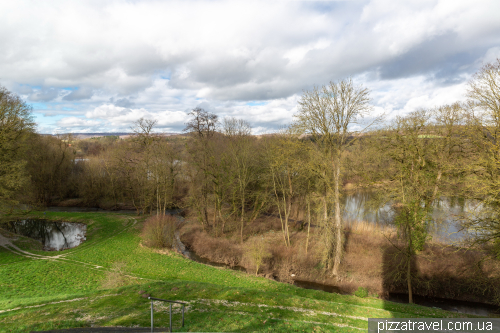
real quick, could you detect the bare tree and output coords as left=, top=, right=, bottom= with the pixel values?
left=264, top=132, right=307, bottom=247
left=223, top=117, right=266, bottom=241
left=293, top=78, right=373, bottom=276
left=183, top=108, right=219, bottom=230
left=184, top=108, right=218, bottom=138
left=222, top=117, right=251, bottom=137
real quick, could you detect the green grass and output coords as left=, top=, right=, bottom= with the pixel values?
left=0, top=211, right=479, bottom=332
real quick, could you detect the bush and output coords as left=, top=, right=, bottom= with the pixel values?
left=141, top=215, right=177, bottom=248
left=354, top=286, right=369, bottom=298
left=270, top=245, right=296, bottom=283
left=191, top=232, right=242, bottom=267
left=243, top=237, right=271, bottom=276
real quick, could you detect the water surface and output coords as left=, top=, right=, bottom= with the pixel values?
left=4, top=219, right=86, bottom=251
left=342, top=191, right=482, bottom=242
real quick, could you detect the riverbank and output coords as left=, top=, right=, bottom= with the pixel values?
left=179, top=216, right=500, bottom=312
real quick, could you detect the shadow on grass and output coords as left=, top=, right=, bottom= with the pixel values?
left=381, top=244, right=500, bottom=317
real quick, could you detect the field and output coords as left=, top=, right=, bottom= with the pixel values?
left=0, top=212, right=476, bottom=332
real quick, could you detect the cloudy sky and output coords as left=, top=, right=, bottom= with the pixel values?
left=1, top=0, right=499, bottom=134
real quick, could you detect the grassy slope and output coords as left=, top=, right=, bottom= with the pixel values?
left=0, top=212, right=476, bottom=332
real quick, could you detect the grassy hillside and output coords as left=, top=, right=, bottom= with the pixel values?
left=0, top=212, right=475, bottom=332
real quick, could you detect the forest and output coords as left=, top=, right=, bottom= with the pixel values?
left=1, top=59, right=500, bottom=307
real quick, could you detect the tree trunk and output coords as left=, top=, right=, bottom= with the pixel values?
left=219, top=209, right=226, bottom=235
left=213, top=199, right=218, bottom=235
left=407, top=252, right=413, bottom=304
left=332, top=160, right=342, bottom=276
left=306, top=196, right=311, bottom=254
left=407, top=220, right=414, bottom=304
left=240, top=197, right=245, bottom=244
left=285, top=200, right=291, bottom=247
left=272, top=171, right=288, bottom=247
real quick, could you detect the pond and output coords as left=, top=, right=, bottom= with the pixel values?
left=342, top=191, right=482, bottom=242
left=3, top=219, right=87, bottom=251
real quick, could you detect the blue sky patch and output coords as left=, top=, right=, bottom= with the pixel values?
left=247, top=101, right=267, bottom=106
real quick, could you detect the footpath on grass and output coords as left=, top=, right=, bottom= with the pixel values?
left=0, top=211, right=480, bottom=332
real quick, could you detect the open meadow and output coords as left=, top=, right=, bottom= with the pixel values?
left=0, top=212, right=478, bottom=332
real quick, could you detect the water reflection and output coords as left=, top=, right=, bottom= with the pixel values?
left=3, top=219, right=86, bottom=251
left=342, top=191, right=483, bottom=242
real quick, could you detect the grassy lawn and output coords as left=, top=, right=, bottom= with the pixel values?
left=0, top=212, right=477, bottom=332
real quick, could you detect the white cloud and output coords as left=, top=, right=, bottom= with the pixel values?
left=57, top=117, right=101, bottom=128
left=0, top=0, right=499, bottom=133
left=84, top=103, right=189, bottom=131
left=284, top=39, right=331, bottom=65
left=86, top=105, right=130, bottom=119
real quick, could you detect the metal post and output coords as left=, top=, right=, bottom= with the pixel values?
left=182, top=305, right=185, bottom=327
left=150, top=300, right=154, bottom=333
left=169, top=303, right=172, bottom=332
left=147, top=296, right=187, bottom=331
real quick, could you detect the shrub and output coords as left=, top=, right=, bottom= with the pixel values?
left=354, top=286, right=369, bottom=298
left=270, top=245, right=296, bottom=283
left=141, top=215, right=177, bottom=248
left=243, top=237, right=271, bottom=276
left=191, top=232, right=242, bottom=267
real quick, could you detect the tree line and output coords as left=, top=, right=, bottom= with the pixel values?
left=1, top=59, right=499, bottom=303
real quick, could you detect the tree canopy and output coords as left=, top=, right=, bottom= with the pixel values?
left=0, top=86, right=35, bottom=212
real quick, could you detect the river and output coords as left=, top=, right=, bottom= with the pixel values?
left=342, top=191, right=481, bottom=242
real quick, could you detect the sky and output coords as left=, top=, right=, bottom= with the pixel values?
left=1, top=0, right=499, bottom=134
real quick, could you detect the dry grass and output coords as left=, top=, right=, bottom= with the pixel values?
left=141, top=214, right=177, bottom=249
left=100, top=262, right=136, bottom=289
left=182, top=226, right=243, bottom=267
left=345, top=220, right=395, bottom=234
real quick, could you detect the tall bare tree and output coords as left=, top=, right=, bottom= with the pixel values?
left=183, top=108, right=219, bottom=230
left=293, top=78, right=372, bottom=276
left=25, top=135, right=76, bottom=206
